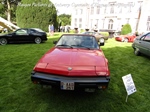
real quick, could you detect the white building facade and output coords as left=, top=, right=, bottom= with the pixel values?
left=71, top=0, right=144, bottom=33
left=138, top=0, right=150, bottom=33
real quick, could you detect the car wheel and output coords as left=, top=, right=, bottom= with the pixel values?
left=134, top=48, right=140, bottom=56
left=0, top=38, right=8, bottom=45
left=34, top=37, right=42, bottom=44
left=124, top=38, right=128, bottom=42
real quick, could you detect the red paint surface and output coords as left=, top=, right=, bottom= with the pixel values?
left=34, top=47, right=110, bottom=77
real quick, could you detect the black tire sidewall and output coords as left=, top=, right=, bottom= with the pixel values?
left=34, top=37, right=41, bottom=44
left=0, top=38, right=7, bottom=45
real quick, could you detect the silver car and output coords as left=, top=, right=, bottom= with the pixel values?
left=132, top=32, right=150, bottom=56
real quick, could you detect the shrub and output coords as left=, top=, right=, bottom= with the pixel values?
left=16, top=0, right=57, bottom=32
left=121, top=24, right=132, bottom=35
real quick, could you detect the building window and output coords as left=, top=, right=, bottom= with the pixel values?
left=91, top=7, right=94, bottom=15
left=97, top=6, right=100, bottom=14
left=74, top=18, right=77, bottom=27
left=75, top=9, right=78, bottom=15
left=108, top=19, right=113, bottom=29
left=80, top=9, right=83, bottom=14
left=79, top=18, right=82, bottom=22
left=109, top=2, right=115, bottom=14
left=147, top=16, right=150, bottom=31
left=79, top=24, right=82, bottom=28
left=110, top=4, right=114, bottom=14
left=117, top=18, right=121, bottom=31
left=75, top=18, right=77, bottom=22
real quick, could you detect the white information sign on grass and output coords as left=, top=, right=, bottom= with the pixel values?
left=122, top=74, right=137, bottom=102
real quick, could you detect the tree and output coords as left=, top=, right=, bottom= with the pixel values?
left=0, top=0, right=21, bottom=22
left=121, top=24, right=132, bottom=35
left=0, top=3, right=5, bottom=18
left=58, top=14, right=71, bottom=26
left=16, top=0, right=57, bottom=32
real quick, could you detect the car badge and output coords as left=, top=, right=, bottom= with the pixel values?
left=68, top=67, right=72, bottom=71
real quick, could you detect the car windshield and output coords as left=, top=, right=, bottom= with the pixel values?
left=56, top=35, right=99, bottom=49
left=31, top=28, right=44, bottom=32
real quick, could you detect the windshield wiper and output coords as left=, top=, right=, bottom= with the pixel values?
left=56, top=44, right=73, bottom=48
left=76, top=45, right=91, bottom=50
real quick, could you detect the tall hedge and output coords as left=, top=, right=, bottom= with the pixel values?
left=121, top=24, right=132, bottom=35
left=16, top=0, right=57, bottom=32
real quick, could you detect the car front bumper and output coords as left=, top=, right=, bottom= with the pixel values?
left=31, top=71, right=110, bottom=90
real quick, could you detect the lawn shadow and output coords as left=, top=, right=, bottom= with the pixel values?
left=28, top=85, right=119, bottom=112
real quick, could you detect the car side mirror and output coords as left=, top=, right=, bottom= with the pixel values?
left=99, top=38, right=105, bottom=46
left=53, top=41, right=57, bottom=44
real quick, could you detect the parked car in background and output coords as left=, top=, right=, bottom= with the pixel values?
left=115, top=33, right=136, bottom=42
left=82, top=31, right=108, bottom=42
left=0, top=28, right=47, bottom=45
left=132, top=32, right=150, bottom=56
left=31, top=34, right=110, bottom=92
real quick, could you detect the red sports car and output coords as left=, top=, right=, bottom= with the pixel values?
left=115, top=33, right=136, bottom=42
left=31, top=34, right=110, bottom=92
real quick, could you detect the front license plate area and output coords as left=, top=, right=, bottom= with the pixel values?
left=61, top=81, right=74, bottom=90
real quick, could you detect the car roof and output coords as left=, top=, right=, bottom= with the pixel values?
left=16, top=28, right=45, bottom=32
left=61, top=34, right=95, bottom=37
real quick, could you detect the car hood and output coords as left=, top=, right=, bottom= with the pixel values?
left=34, top=48, right=109, bottom=76
left=0, top=33, right=13, bottom=37
left=0, top=34, right=7, bottom=36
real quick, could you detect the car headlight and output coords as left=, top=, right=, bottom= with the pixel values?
left=99, top=38, right=104, bottom=43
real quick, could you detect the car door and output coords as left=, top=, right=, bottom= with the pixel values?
left=137, top=33, right=150, bottom=56
left=28, top=29, right=37, bottom=41
left=14, top=29, right=29, bottom=42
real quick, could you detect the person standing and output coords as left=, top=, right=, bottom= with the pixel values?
left=50, top=24, right=54, bottom=36
left=48, top=24, right=51, bottom=36
left=48, top=24, right=54, bottom=36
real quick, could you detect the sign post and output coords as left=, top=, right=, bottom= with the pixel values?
left=122, top=74, right=137, bottom=102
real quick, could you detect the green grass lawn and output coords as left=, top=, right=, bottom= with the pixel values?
left=0, top=37, right=150, bottom=112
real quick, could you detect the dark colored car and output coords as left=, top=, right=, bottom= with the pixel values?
left=0, top=28, right=47, bottom=45
left=132, top=32, right=150, bottom=56
left=82, top=31, right=108, bottom=42
left=115, top=33, right=136, bottom=42
left=31, top=34, right=110, bottom=92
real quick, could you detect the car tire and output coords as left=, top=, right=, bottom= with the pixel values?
left=124, top=38, right=128, bottom=42
left=134, top=48, right=140, bottom=56
left=34, top=37, right=42, bottom=44
left=0, top=38, right=8, bottom=45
